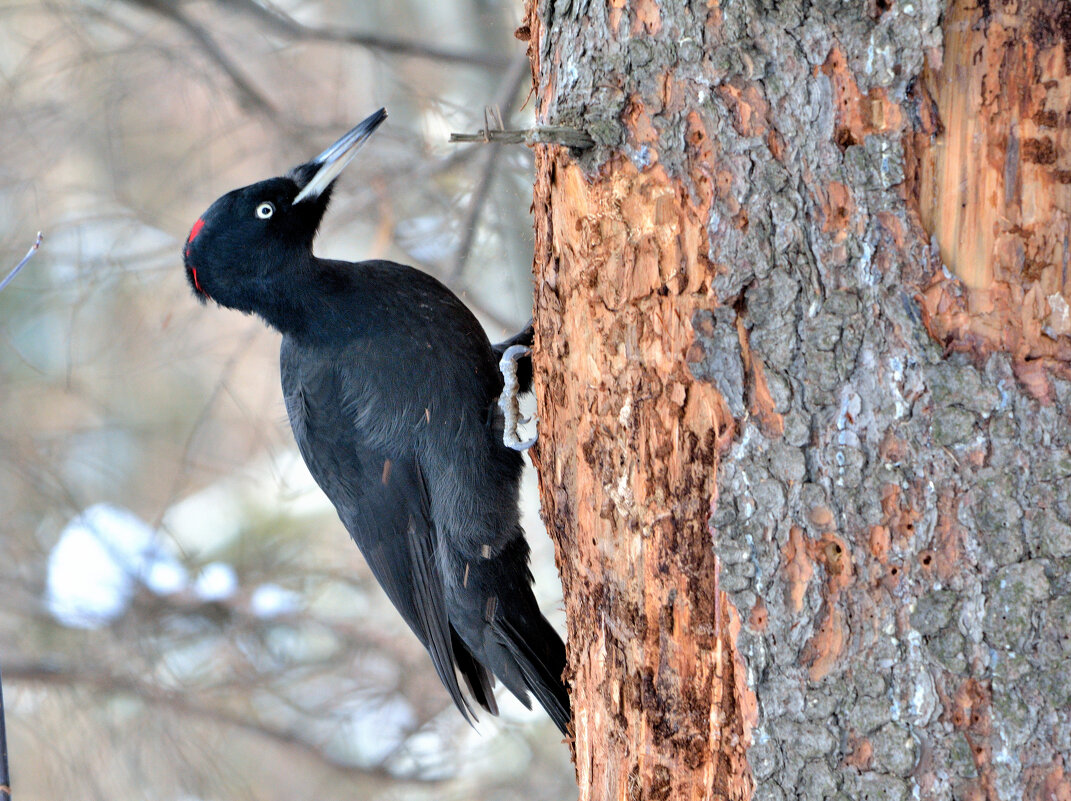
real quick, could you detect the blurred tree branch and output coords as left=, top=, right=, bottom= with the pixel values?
left=117, top=0, right=511, bottom=123
left=4, top=660, right=446, bottom=788
left=222, top=0, right=511, bottom=69
left=0, top=660, right=9, bottom=801
left=0, top=233, right=42, bottom=294
left=121, top=0, right=277, bottom=115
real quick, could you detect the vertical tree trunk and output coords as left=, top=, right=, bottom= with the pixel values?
left=523, top=1, right=1071, bottom=800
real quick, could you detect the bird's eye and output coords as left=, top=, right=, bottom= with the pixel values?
left=255, top=202, right=274, bottom=219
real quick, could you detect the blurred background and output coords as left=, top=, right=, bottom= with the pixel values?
left=0, top=1, right=574, bottom=798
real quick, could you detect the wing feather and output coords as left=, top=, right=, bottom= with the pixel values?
left=282, top=343, right=481, bottom=719
left=354, top=455, right=474, bottom=720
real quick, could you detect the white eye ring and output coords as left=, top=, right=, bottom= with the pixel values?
left=255, top=201, right=274, bottom=219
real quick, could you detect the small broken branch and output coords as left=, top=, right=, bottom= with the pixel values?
left=445, top=54, right=531, bottom=284
left=450, top=126, right=594, bottom=150
left=0, top=232, right=43, bottom=294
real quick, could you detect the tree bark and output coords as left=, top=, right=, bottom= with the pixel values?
left=523, top=1, right=1071, bottom=800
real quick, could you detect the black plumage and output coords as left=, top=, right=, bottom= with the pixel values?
left=182, top=110, right=568, bottom=733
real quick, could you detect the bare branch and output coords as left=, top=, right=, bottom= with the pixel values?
left=123, top=0, right=277, bottom=116
left=3, top=661, right=447, bottom=787
left=445, top=54, right=531, bottom=283
left=0, top=232, right=42, bottom=294
left=450, top=126, right=594, bottom=149
left=0, top=660, right=9, bottom=801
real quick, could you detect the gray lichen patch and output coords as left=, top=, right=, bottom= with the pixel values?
left=910, top=589, right=956, bottom=635
left=869, top=722, right=919, bottom=777
left=931, top=406, right=977, bottom=447
left=984, top=560, right=1052, bottom=652
left=1032, top=510, right=1071, bottom=559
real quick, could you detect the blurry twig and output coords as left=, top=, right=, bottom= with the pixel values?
left=225, top=0, right=510, bottom=69
left=0, top=232, right=42, bottom=294
left=4, top=661, right=444, bottom=787
left=0, top=659, right=9, bottom=801
left=123, top=0, right=277, bottom=115
left=155, top=326, right=264, bottom=527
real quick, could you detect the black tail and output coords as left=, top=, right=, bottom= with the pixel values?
left=497, top=614, right=570, bottom=734
left=442, top=502, right=569, bottom=734
left=451, top=626, right=499, bottom=717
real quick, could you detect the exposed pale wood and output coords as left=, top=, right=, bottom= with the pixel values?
left=523, top=1, right=756, bottom=796
left=912, top=0, right=1071, bottom=387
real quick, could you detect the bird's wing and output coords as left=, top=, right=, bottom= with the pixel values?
left=348, top=452, right=478, bottom=721
left=281, top=349, right=482, bottom=721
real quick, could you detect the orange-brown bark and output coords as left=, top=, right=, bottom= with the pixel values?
left=910, top=0, right=1071, bottom=390
left=522, top=3, right=755, bottom=797
left=529, top=147, right=755, bottom=801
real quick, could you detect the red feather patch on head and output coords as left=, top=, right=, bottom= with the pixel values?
left=184, top=217, right=205, bottom=257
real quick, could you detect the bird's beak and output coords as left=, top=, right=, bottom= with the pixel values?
left=292, top=108, right=387, bottom=204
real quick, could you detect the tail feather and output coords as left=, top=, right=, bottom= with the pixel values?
left=451, top=626, right=499, bottom=717
left=497, top=615, right=570, bottom=735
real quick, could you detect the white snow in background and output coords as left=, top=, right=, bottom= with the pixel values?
left=193, top=562, right=239, bottom=601
left=44, top=451, right=331, bottom=628
left=46, top=503, right=188, bottom=628
left=143, top=558, right=188, bottom=595
left=388, top=725, right=457, bottom=781
left=251, top=583, right=302, bottom=618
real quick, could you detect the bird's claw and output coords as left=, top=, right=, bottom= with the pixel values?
left=498, top=344, right=537, bottom=450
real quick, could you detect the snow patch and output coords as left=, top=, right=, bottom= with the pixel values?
left=47, top=503, right=187, bottom=628
left=251, top=583, right=302, bottom=618
left=193, top=562, right=239, bottom=602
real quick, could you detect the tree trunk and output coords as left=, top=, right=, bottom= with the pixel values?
left=522, top=1, right=1071, bottom=800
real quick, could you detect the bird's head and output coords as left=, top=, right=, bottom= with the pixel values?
left=183, top=108, right=387, bottom=314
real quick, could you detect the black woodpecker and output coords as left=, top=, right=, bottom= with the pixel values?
left=182, top=109, right=569, bottom=734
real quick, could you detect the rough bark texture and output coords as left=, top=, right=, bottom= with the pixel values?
left=524, top=1, right=1071, bottom=800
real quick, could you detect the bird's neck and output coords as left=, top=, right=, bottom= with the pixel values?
left=256, top=257, right=370, bottom=346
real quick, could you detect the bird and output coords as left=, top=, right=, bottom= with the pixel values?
left=182, top=109, right=569, bottom=734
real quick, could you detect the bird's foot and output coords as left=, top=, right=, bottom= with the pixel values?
left=498, top=344, right=537, bottom=450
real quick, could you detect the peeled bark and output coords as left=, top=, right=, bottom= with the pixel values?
left=523, top=1, right=1071, bottom=800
